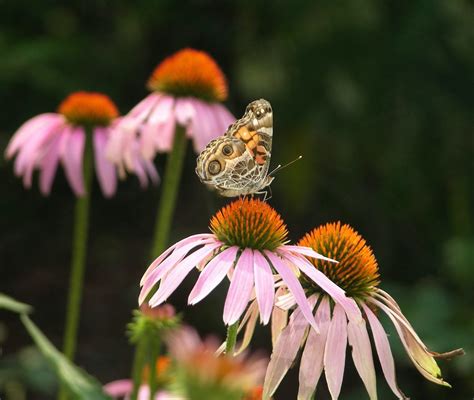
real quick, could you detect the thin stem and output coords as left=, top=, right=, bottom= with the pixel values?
left=150, top=125, right=188, bottom=258
left=130, top=338, right=148, bottom=400
left=58, top=128, right=94, bottom=400
left=148, top=336, right=161, bottom=400
left=225, top=322, right=239, bottom=356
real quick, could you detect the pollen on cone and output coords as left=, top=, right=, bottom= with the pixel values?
left=210, top=198, right=288, bottom=251
left=298, top=222, right=380, bottom=298
left=147, top=48, right=228, bottom=102
left=58, top=91, right=119, bottom=126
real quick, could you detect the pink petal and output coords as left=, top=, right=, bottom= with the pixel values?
left=271, top=288, right=288, bottom=347
left=187, top=99, right=221, bottom=152
left=282, top=245, right=338, bottom=263
left=61, top=127, right=86, bottom=196
left=281, top=250, right=362, bottom=322
left=223, top=249, right=255, bottom=325
left=142, top=95, right=175, bottom=156
left=103, top=379, right=132, bottom=397
left=253, top=250, right=275, bottom=324
left=154, top=117, right=176, bottom=153
left=140, top=234, right=214, bottom=284
left=298, top=296, right=330, bottom=400
left=149, top=242, right=221, bottom=306
left=188, top=246, right=238, bottom=305
left=143, top=159, right=160, bottom=185
left=39, top=131, right=66, bottom=195
left=263, top=306, right=309, bottom=398
left=324, top=303, right=348, bottom=400
left=362, top=303, right=408, bottom=399
left=93, top=128, right=117, bottom=197
left=235, top=300, right=259, bottom=355
left=211, top=103, right=235, bottom=132
left=128, top=92, right=162, bottom=118
left=347, top=302, right=377, bottom=400
left=265, top=250, right=319, bottom=333
left=174, top=98, right=196, bottom=130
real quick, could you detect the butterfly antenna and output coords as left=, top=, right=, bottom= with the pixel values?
left=269, top=155, right=302, bottom=176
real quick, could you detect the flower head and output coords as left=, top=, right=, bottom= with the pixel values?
left=264, top=222, right=464, bottom=400
left=140, top=199, right=355, bottom=334
left=107, top=48, right=235, bottom=172
left=148, top=48, right=228, bottom=103
left=166, top=326, right=267, bottom=400
left=5, top=91, right=157, bottom=197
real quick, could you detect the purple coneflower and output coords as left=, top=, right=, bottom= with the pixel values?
left=107, top=48, right=235, bottom=172
left=140, top=198, right=359, bottom=331
left=5, top=91, right=157, bottom=197
left=264, top=222, right=464, bottom=400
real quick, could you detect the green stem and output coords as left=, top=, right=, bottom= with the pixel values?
left=148, top=336, right=161, bottom=400
left=58, top=129, right=94, bottom=400
left=150, top=126, right=188, bottom=258
left=130, top=338, right=148, bottom=400
left=225, top=322, right=239, bottom=356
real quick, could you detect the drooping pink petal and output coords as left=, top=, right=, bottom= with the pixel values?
left=223, top=249, right=255, bottom=325
left=140, top=234, right=215, bottom=285
left=154, top=117, right=176, bottom=153
left=281, top=250, right=362, bottom=322
left=235, top=300, right=259, bottom=355
left=174, top=98, right=196, bottom=133
left=188, top=246, right=239, bottom=305
left=61, top=126, right=86, bottom=196
left=362, top=303, right=408, bottom=400
left=103, top=379, right=133, bottom=397
left=140, top=237, right=218, bottom=304
left=149, top=242, right=222, bottom=306
left=298, top=295, right=330, bottom=400
left=187, top=99, right=221, bottom=152
left=347, top=301, right=377, bottom=400
left=211, top=102, right=235, bottom=132
left=6, top=114, right=63, bottom=159
left=324, top=303, right=348, bottom=400
left=282, top=245, right=338, bottom=263
left=264, top=250, right=319, bottom=333
left=39, top=131, right=67, bottom=195
left=128, top=92, right=162, bottom=119
left=370, top=298, right=450, bottom=387
left=253, top=250, right=275, bottom=324
left=263, top=306, right=309, bottom=399
left=93, top=128, right=117, bottom=197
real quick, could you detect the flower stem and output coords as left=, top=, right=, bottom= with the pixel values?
left=225, top=322, right=239, bottom=356
left=58, top=129, right=94, bottom=400
left=150, top=125, right=188, bottom=258
left=147, top=335, right=161, bottom=400
left=130, top=338, right=148, bottom=400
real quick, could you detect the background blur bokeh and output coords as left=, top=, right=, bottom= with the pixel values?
left=1, top=1, right=473, bottom=399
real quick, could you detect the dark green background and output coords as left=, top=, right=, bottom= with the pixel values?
left=1, top=1, right=473, bottom=399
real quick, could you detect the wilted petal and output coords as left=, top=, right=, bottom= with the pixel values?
left=223, top=249, right=255, bottom=325
left=235, top=300, right=259, bottom=355
left=149, top=242, right=221, bottom=306
left=347, top=301, right=377, bottom=400
left=324, top=303, right=348, bottom=400
left=188, top=246, right=238, bottom=304
left=263, top=307, right=309, bottom=399
left=298, top=295, right=330, bottom=400
left=253, top=250, right=275, bottom=324
left=271, top=287, right=289, bottom=346
left=362, top=303, right=408, bottom=400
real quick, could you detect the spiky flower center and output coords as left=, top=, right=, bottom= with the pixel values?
left=210, top=198, right=288, bottom=251
left=298, top=222, right=380, bottom=299
left=58, top=91, right=119, bottom=127
left=147, top=48, right=228, bottom=102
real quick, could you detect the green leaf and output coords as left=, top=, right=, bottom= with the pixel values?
left=19, top=314, right=111, bottom=400
left=0, top=293, right=32, bottom=314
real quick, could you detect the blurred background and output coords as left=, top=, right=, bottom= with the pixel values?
left=1, top=1, right=473, bottom=399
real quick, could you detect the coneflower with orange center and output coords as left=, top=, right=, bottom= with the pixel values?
left=264, top=222, right=464, bottom=400
left=5, top=91, right=158, bottom=197
left=107, top=48, right=235, bottom=171
left=139, top=199, right=358, bottom=333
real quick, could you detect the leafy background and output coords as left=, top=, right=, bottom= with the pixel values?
left=1, top=1, right=473, bottom=399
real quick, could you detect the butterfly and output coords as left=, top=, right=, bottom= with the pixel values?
left=195, top=99, right=274, bottom=197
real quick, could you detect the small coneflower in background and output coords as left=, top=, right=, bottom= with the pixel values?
left=165, top=326, right=267, bottom=400
left=5, top=91, right=157, bottom=197
left=264, top=222, right=464, bottom=400
left=107, top=48, right=234, bottom=168
left=140, top=198, right=360, bottom=343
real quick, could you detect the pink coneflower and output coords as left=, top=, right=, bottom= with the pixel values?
left=107, top=48, right=235, bottom=173
left=166, top=326, right=267, bottom=400
left=140, top=199, right=359, bottom=331
left=264, top=222, right=464, bottom=400
left=5, top=91, right=158, bottom=197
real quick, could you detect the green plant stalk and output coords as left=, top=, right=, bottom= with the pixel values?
left=225, top=322, right=239, bottom=356
left=147, top=335, right=161, bottom=400
left=150, top=126, right=188, bottom=258
left=130, top=338, right=148, bottom=400
left=58, top=129, right=94, bottom=400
